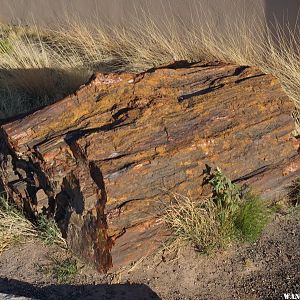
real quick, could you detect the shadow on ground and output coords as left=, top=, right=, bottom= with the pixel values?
left=0, top=277, right=160, bottom=300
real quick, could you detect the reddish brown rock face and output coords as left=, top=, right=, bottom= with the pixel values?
left=0, top=61, right=299, bottom=272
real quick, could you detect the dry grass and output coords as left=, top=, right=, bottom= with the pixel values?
left=0, top=195, right=37, bottom=253
left=0, top=7, right=299, bottom=121
left=0, top=195, right=66, bottom=252
left=163, top=194, right=220, bottom=253
left=0, top=24, right=91, bottom=117
left=36, top=214, right=67, bottom=248
left=162, top=168, right=271, bottom=253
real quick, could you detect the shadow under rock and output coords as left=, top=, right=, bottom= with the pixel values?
left=0, top=60, right=126, bottom=125
left=0, top=277, right=161, bottom=300
left=0, top=67, right=90, bottom=124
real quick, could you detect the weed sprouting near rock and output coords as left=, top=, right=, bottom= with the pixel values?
left=163, top=167, right=271, bottom=253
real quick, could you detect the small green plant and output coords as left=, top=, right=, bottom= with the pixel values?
left=36, top=214, right=67, bottom=247
left=209, top=167, right=241, bottom=239
left=51, top=258, right=79, bottom=283
left=37, top=257, right=79, bottom=284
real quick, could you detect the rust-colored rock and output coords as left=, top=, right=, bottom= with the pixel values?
left=0, top=61, right=299, bottom=272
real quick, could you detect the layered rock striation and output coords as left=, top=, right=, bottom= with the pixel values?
left=1, top=61, right=299, bottom=271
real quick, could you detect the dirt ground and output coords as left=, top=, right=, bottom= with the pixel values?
left=0, top=210, right=299, bottom=300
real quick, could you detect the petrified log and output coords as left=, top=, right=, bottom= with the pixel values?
left=0, top=61, right=299, bottom=272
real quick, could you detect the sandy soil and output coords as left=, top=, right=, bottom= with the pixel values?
left=0, top=211, right=299, bottom=300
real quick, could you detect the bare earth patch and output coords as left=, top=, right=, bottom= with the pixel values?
left=121, top=212, right=300, bottom=300
left=0, top=211, right=299, bottom=300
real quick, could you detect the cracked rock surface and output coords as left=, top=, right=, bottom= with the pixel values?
left=0, top=61, right=299, bottom=272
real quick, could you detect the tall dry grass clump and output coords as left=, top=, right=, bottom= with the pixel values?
left=0, top=24, right=91, bottom=117
left=0, top=194, right=66, bottom=252
left=0, top=195, right=37, bottom=252
left=163, top=194, right=220, bottom=253
left=0, top=6, right=299, bottom=120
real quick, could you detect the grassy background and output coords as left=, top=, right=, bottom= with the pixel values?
left=0, top=7, right=299, bottom=120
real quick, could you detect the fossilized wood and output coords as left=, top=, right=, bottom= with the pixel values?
left=0, top=61, right=299, bottom=272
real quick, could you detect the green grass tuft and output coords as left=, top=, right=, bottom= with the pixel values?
left=234, top=193, right=270, bottom=242
left=37, top=257, right=79, bottom=284
left=51, top=258, right=79, bottom=283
